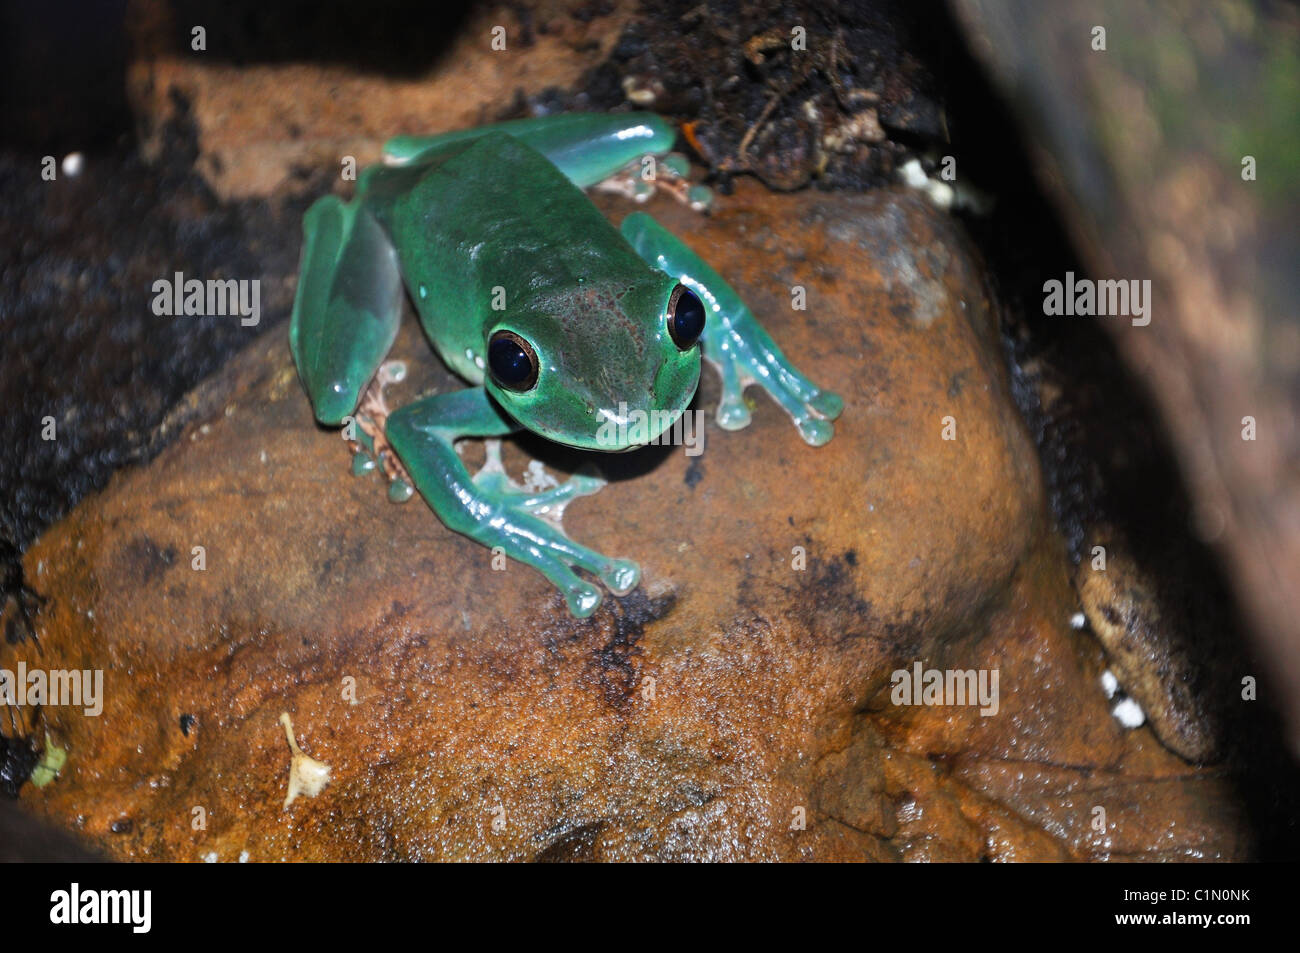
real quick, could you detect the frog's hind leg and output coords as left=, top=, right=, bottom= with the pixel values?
left=621, top=212, right=843, bottom=446
left=385, top=113, right=671, bottom=184
left=383, top=112, right=711, bottom=209
left=385, top=388, right=640, bottom=618
left=290, top=194, right=404, bottom=427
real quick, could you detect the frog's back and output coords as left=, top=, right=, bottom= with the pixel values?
left=358, top=131, right=655, bottom=381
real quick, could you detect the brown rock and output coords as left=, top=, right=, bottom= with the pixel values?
left=126, top=0, right=639, bottom=200
left=6, top=182, right=1246, bottom=860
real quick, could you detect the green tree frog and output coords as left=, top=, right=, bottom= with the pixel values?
left=290, top=112, right=842, bottom=617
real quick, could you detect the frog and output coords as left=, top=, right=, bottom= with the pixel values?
left=290, top=112, right=843, bottom=617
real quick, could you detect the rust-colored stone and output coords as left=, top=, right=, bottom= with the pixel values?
left=5, top=183, right=1247, bottom=860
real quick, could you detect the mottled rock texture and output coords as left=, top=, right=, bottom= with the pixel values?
left=5, top=0, right=1291, bottom=862
left=8, top=185, right=1249, bottom=860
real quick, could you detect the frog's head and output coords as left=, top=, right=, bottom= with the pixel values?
left=483, top=273, right=704, bottom=452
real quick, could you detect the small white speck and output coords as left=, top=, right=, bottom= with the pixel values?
left=522, top=460, right=559, bottom=493
left=1112, top=696, right=1146, bottom=729
left=900, top=158, right=928, bottom=189
left=1100, top=669, right=1119, bottom=698
left=238, top=850, right=250, bottom=863
left=897, top=157, right=984, bottom=213
left=61, top=153, right=84, bottom=177
left=1070, top=611, right=1087, bottom=630
left=259, top=449, right=268, bottom=464
left=203, top=852, right=218, bottom=863
left=928, top=181, right=954, bottom=209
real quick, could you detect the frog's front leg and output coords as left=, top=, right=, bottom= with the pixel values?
left=620, top=212, right=844, bottom=446
left=385, top=388, right=640, bottom=618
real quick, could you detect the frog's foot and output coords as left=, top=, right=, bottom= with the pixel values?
left=346, top=361, right=417, bottom=501
left=620, top=212, right=843, bottom=446
left=473, top=440, right=605, bottom=528
left=592, top=153, right=713, bottom=212
left=705, top=330, right=844, bottom=447
left=469, top=440, right=639, bottom=615
left=385, top=388, right=641, bottom=618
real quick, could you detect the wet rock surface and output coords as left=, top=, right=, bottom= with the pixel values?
left=4, top=0, right=1296, bottom=862
left=6, top=183, right=1259, bottom=860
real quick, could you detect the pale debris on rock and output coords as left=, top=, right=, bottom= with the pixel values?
left=279, top=712, right=331, bottom=810
left=1112, top=696, right=1147, bottom=729
left=1101, top=669, right=1147, bottom=728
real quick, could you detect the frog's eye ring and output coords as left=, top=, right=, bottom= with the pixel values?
left=667, top=284, right=705, bottom=351
left=488, top=330, right=539, bottom=391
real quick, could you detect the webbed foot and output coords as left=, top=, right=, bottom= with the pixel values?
left=592, top=152, right=714, bottom=212
left=384, top=388, right=641, bottom=617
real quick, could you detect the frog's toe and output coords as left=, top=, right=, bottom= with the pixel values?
left=790, top=389, right=843, bottom=444
left=716, top=393, right=753, bottom=431
left=686, top=184, right=714, bottom=212
left=568, top=587, right=603, bottom=618
left=561, top=574, right=604, bottom=617
left=810, top=389, right=844, bottom=421
left=547, top=553, right=637, bottom=614
left=534, top=552, right=604, bottom=617
left=562, top=544, right=639, bottom=598
left=712, top=359, right=754, bottom=431
left=600, top=558, right=641, bottom=596
left=351, top=450, right=377, bottom=476
left=795, top=416, right=836, bottom=447
left=661, top=153, right=691, bottom=178
left=564, top=468, right=607, bottom=497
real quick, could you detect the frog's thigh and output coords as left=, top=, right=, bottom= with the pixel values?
left=383, top=113, right=676, bottom=188
left=385, top=389, right=639, bottom=618
left=290, top=195, right=403, bottom=425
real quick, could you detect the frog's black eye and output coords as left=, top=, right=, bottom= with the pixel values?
left=667, top=284, right=705, bottom=350
left=488, top=330, right=539, bottom=391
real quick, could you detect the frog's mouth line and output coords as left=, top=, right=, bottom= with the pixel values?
left=586, top=399, right=697, bottom=453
